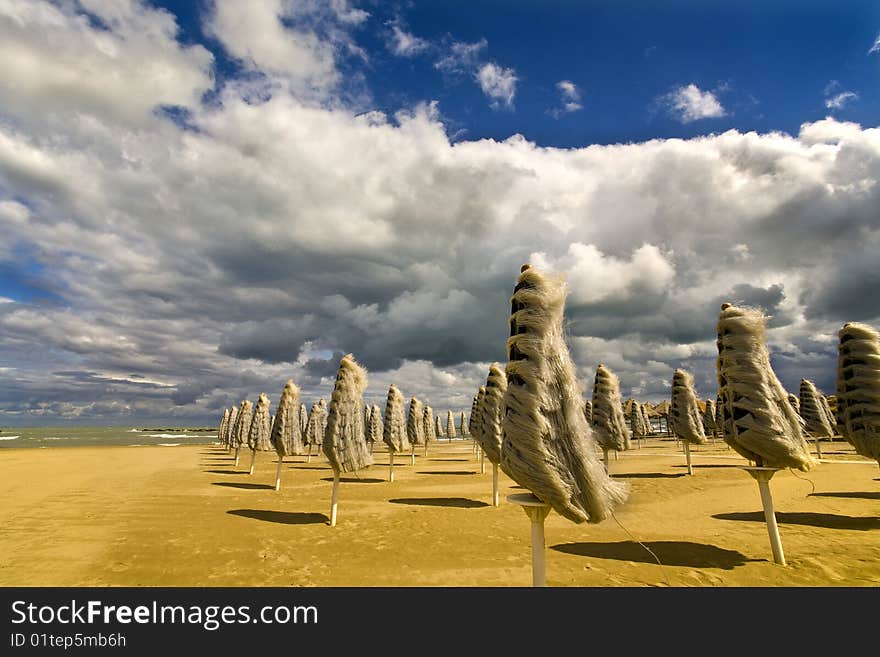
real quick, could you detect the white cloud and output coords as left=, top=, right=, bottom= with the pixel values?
left=798, top=116, right=864, bottom=144
left=386, top=22, right=429, bottom=57
left=0, top=0, right=213, bottom=128
left=548, top=79, right=583, bottom=118
left=824, top=91, right=857, bottom=110
left=476, top=62, right=518, bottom=109
left=434, top=39, right=487, bottom=74
left=661, top=83, right=726, bottom=123
left=869, top=33, right=880, bottom=54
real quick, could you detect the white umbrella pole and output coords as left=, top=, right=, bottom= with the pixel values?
left=307, top=444, right=312, bottom=464
left=248, top=449, right=257, bottom=475
left=814, top=438, right=822, bottom=459
left=275, top=456, right=283, bottom=491
left=492, top=463, right=499, bottom=507
left=684, top=442, right=693, bottom=475
left=389, top=451, right=395, bottom=482
left=234, top=447, right=240, bottom=467
left=743, top=467, right=786, bottom=565
left=424, top=444, right=428, bottom=458
left=330, top=473, right=340, bottom=527
left=480, top=449, right=486, bottom=474
left=508, top=493, right=552, bottom=587
left=410, top=445, right=415, bottom=466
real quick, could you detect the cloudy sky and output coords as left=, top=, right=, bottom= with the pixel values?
left=1, top=0, right=878, bottom=425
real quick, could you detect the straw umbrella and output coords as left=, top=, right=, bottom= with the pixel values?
left=223, top=405, right=238, bottom=451
left=583, top=399, right=593, bottom=424
left=799, top=379, right=835, bottom=457
left=304, top=399, right=328, bottom=463
left=321, top=354, right=373, bottom=526
left=836, top=322, right=880, bottom=466
left=299, top=403, right=308, bottom=436
left=446, top=410, right=456, bottom=439
left=369, top=404, right=384, bottom=450
left=703, top=399, right=718, bottom=441
left=270, top=379, right=304, bottom=490
left=406, top=397, right=425, bottom=465
left=459, top=411, right=467, bottom=437
left=476, top=363, right=507, bottom=505
left=787, top=393, right=800, bottom=415
left=472, top=386, right=486, bottom=456
left=669, top=369, right=707, bottom=474
left=591, top=363, right=631, bottom=468
left=435, top=414, right=445, bottom=439
left=231, top=399, right=253, bottom=467
left=247, top=393, right=272, bottom=475
left=217, top=408, right=230, bottom=448
left=423, top=405, right=435, bottom=456
left=628, top=401, right=649, bottom=448
left=716, top=303, right=816, bottom=565
left=383, top=384, right=409, bottom=481
left=501, top=264, right=629, bottom=585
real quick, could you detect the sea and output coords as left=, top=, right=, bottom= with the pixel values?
left=0, top=426, right=220, bottom=449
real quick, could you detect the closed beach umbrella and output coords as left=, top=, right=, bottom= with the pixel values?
left=446, top=410, right=456, bottom=439
left=299, top=403, right=308, bottom=435
left=231, top=399, right=252, bottom=467
left=836, top=322, right=880, bottom=465
left=669, top=369, right=707, bottom=474
left=423, top=404, right=435, bottom=456
left=383, top=383, right=409, bottom=481
left=500, top=264, right=629, bottom=524
left=435, top=414, right=445, bottom=439
left=716, top=303, right=816, bottom=565
left=703, top=398, right=717, bottom=438
left=800, top=379, right=835, bottom=439
left=591, top=363, right=631, bottom=466
left=787, top=393, right=800, bottom=414
left=304, top=398, right=328, bottom=463
left=460, top=411, right=467, bottom=437
left=270, top=379, right=304, bottom=490
left=369, top=404, right=384, bottom=449
left=583, top=399, right=593, bottom=424
left=323, top=354, right=373, bottom=526
left=247, top=392, right=272, bottom=475
left=477, top=363, right=507, bottom=505
left=407, top=397, right=425, bottom=465
left=217, top=408, right=230, bottom=447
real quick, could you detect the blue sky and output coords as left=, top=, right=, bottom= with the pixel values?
left=150, top=0, right=880, bottom=147
left=0, top=0, right=878, bottom=424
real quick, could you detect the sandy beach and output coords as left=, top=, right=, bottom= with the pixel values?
left=0, top=438, right=877, bottom=587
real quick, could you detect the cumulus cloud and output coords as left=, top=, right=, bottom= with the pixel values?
left=1, top=2, right=879, bottom=424
left=476, top=62, right=518, bottom=109
left=547, top=80, right=583, bottom=118
left=386, top=21, right=429, bottom=57
left=661, top=83, right=726, bottom=123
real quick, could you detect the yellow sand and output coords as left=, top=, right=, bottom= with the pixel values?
left=0, top=437, right=877, bottom=586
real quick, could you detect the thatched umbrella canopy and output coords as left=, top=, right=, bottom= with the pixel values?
left=475, top=364, right=507, bottom=464
left=500, top=264, right=629, bottom=524
left=271, top=379, right=305, bottom=458
left=716, top=304, right=815, bottom=470
left=469, top=392, right=480, bottom=437
left=446, top=410, right=456, bottom=438
left=423, top=405, right=436, bottom=443
left=246, top=393, right=273, bottom=475
left=703, top=399, right=717, bottom=436
left=435, top=414, right=444, bottom=438
left=382, top=384, right=409, bottom=452
left=583, top=399, right=593, bottom=424
left=369, top=404, right=384, bottom=444
left=471, top=386, right=486, bottom=444
left=714, top=392, right=725, bottom=438
left=232, top=399, right=252, bottom=450
left=305, top=399, right=328, bottom=446
left=836, top=322, right=880, bottom=465
left=299, top=403, right=308, bottom=435
left=460, top=411, right=467, bottom=437
left=322, top=354, right=372, bottom=473
left=787, top=393, right=800, bottom=414
left=407, top=397, right=425, bottom=446
left=640, top=402, right=653, bottom=435
left=591, top=364, right=631, bottom=453
left=799, top=379, right=835, bottom=438
left=218, top=407, right=230, bottom=445
left=629, top=401, right=649, bottom=438
left=670, top=370, right=707, bottom=445
left=223, top=405, right=238, bottom=448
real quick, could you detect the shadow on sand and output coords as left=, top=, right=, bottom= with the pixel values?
left=389, top=497, right=489, bottom=508
left=291, top=465, right=332, bottom=470
left=428, top=458, right=470, bottom=462
left=319, top=477, right=385, bottom=484
left=416, top=470, right=477, bottom=476
left=551, top=540, right=757, bottom=569
left=713, top=511, right=880, bottom=531
left=613, top=472, right=685, bottom=479
left=809, top=491, right=880, bottom=501
left=227, top=509, right=328, bottom=525
left=205, top=470, right=247, bottom=475
left=212, top=482, right=275, bottom=490
left=671, top=463, right=741, bottom=469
